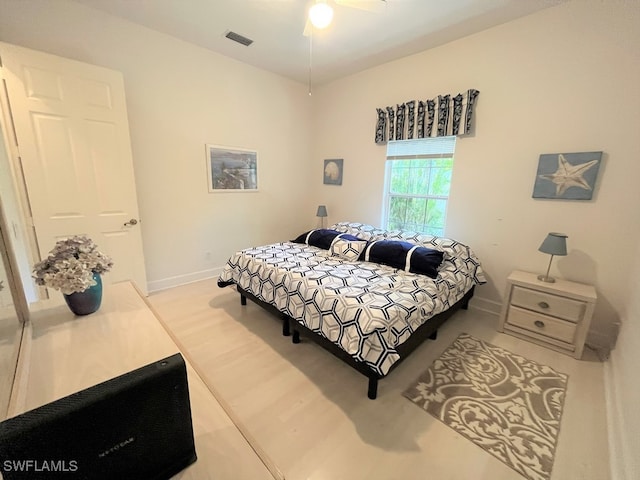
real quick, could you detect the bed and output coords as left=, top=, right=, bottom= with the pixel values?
left=218, top=222, right=486, bottom=399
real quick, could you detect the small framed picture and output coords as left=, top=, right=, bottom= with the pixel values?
left=206, top=144, right=258, bottom=192
left=532, top=151, right=602, bottom=200
left=323, top=158, right=343, bottom=185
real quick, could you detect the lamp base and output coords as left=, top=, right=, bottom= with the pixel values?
left=537, top=274, right=556, bottom=283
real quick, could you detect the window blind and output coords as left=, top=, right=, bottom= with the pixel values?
left=386, top=136, right=456, bottom=160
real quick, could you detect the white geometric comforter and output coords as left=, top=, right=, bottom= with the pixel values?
left=218, top=222, right=486, bottom=376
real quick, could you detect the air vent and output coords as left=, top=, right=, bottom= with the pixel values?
left=224, top=31, right=254, bottom=47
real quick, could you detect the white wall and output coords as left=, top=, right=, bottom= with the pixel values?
left=311, top=0, right=640, bottom=348
left=0, top=0, right=315, bottom=291
left=606, top=238, right=640, bottom=479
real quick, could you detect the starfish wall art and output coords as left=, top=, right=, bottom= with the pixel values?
left=532, top=151, right=603, bottom=200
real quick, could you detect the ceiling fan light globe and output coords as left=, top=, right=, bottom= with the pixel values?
left=309, top=2, right=334, bottom=29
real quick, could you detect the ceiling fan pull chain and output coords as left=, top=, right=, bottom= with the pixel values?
left=308, top=29, right=313, bottom=96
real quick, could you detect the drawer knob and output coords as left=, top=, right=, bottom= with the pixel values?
left=534, top=320, right=545, bottom=328
left=538, top=301, right=550, bottom=309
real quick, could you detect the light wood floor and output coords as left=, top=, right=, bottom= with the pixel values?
left=149, top=278, right=611, bottom=480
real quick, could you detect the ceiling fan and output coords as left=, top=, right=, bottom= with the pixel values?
left=303, top=0, right=388, bottom=36
left=303, top=0, right=386, bottom=95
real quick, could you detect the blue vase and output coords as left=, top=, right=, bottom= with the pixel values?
left=63, top=272, right=103, bottom=316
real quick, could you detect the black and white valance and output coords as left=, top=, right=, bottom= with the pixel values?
left=375, top=89, right=479, bottom=144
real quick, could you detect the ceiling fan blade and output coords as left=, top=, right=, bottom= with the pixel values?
left=334, top=0, right=387, bottom=13
left=303, top=18, right=312, bottom=37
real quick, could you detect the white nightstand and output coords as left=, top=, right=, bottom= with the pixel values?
left=498, top=270, right=597, bottom=359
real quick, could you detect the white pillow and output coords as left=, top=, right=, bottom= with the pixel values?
left=329, top=237, right=367, bottom=261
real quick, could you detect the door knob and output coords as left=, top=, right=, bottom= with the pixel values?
left=123, top=218, right=138, bottom=227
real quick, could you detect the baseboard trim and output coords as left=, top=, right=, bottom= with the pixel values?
left=147, top=267, right=223, bottom=293
left=604, top=355, right=629, bottom=480
left=469, top=296, right=501, bottom=316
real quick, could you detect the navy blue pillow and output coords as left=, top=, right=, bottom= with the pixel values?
left=291, top=230, right=313, bottom=244
left=291, top=229, right=359, bottom=250
left=361, top=240, right=444, bottom=278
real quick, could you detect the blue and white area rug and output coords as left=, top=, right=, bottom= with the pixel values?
left=403, top=333, right=568, bottom=480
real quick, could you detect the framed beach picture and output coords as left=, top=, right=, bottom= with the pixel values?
left=206, top=144, right=258, bottom=192
left=323, top=158, right=343, bottom=185
left=532, top=151, right=603, bottom=200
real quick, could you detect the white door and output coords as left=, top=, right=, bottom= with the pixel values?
left=0, top=42, right=148, bottom=294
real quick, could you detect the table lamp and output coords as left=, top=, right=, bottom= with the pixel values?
left=538, top=232, right=568, bottom=283
left=316, top=205, right=327, bottom=229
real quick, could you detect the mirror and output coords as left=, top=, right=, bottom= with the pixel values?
left=0, top=104, right=30, bottom=421
left=0, top=224, right=24, bottom=419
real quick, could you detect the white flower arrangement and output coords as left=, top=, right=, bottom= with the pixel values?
left=32, top=235, right=113, bottom=295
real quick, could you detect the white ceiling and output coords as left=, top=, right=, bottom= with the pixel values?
left=73, top=0, right=565, bottom=85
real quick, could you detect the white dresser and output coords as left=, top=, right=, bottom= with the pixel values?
left=498, top=270, right=597, bottom=359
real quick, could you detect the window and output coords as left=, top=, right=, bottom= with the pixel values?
left=382, top=136, right=456, bottom=236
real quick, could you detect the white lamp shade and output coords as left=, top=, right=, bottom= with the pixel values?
left=538, top=232, right=568, bottom=256
left=309, top=2, right=334, bottom=29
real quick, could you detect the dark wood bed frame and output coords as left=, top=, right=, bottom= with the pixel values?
left=235, top=285, right=474, bottom=399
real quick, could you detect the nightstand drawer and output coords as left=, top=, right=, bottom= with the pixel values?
left=511, top=286, right=584, bottom=322
left=506, top=306, right=577, bottom=344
